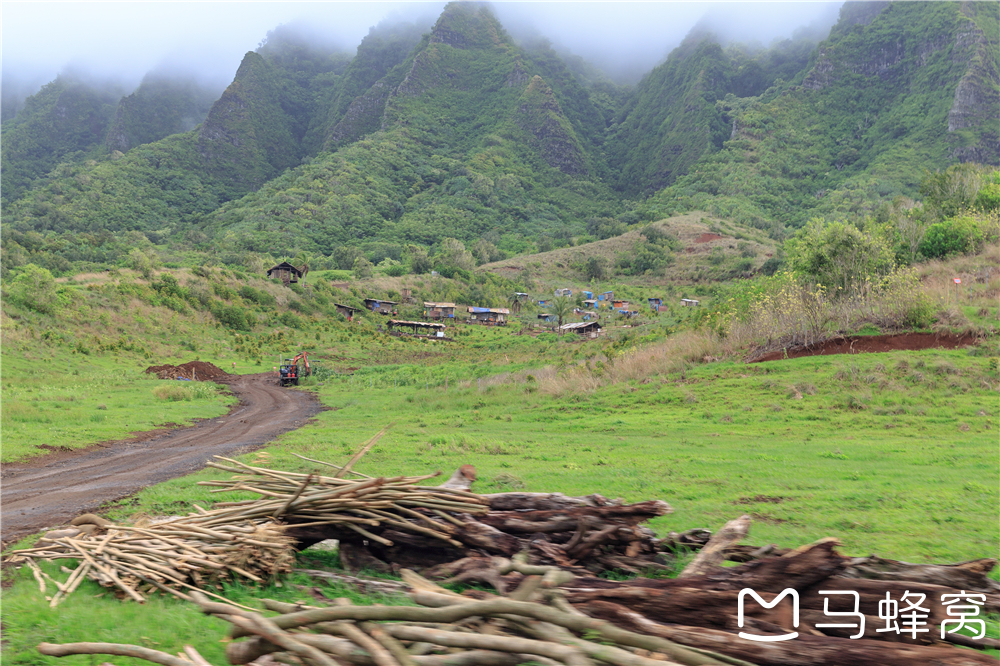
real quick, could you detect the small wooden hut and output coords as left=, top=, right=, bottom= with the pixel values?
left=267, top=262, right=304, bottom=285
left=468, top=307, right=509, bottom=326
left=364, top=298, right=398, bottom=315
left=423, top=302, right=456, bottom=320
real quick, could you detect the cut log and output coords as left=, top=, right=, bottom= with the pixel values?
left=563, top=538, right=846, bottom=594
left=679, top=515, right=750, bottom=578
left=480, top=493, right=622, bottom=511
left=478, top=501, right=672, bottom=534
left=840, top=555, right=1000, bottom=594
left=579, top=600, right=999, bottom=666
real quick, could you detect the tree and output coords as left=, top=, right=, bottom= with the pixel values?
left=333, top=246, right=364, bottom=270
left=785, top=218, right=894, bottom=294
left=128, top=248, right=157, bottom=280
left=435, top=238, right=475, bottom=271
left=353, top=256, right=374, bottom=279
left=293, top=251, right=313, bottom=278
left=584, top=256, right=608, bottom=281
left=549, top=296, right=573, bottom=333
left=406, top=245, right=432, bottom=274
left=919, top=216, right=983, bottom=258
left=8, top=264, right=59, bottom=314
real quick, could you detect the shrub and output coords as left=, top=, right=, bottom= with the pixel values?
left=974, top=183, right=1000, bottom=212
left=239, top=285, right=276, bottom=306
left=385, top=264, right=406, bottom=277
left=153, top=384, right=193, bottom=401
left=211, top=303, right=254, bottom=331
left=7, top=264, right=59, bottom=314
left=919, top=216, right=983, bottom=258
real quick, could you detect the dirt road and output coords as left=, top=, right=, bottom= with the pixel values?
left=1, top=373, right=325, bottom=543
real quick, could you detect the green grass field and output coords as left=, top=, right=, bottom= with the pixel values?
left=2, top=248, right=998, bottom=666
left=1, top=353, right=236, bottom=463
left=108, top=345, right=998, bottom=563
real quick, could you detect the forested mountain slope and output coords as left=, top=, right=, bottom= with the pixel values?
left=206, top=2, right=620, bottom=256
left=0, top=77, right=124, bottom=202
left=639, top=1, right=999, bottom=235
left=607, top=29, right=822, bottom=197
left=2, top=1, right=997, bottom=272
left=105, top=74, right=220, bottom=154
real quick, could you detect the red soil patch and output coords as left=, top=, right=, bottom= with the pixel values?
left=749, top=332, right=979, bottom=363
left=695, top=233, right=724, bottom=243
left=145, top=360, right=229, bottom=380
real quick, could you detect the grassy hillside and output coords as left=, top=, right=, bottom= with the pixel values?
left=480, top=211, right=778, bottom=285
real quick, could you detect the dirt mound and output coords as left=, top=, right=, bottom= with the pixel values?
left=694, top=233, right=723, bottom=243
left=750, top=332, right=979, bottom=362
left=145, top=361, right=229, bottom=381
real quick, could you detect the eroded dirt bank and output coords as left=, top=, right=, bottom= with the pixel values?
left=750, top=332, right=979, bottom=362
left=1, top=373, right=325, bottom=543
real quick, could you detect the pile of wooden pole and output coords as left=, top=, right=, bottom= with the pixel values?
left=2, top=452, right=493, bottom=606
left=33, top=546, right=1000, bottom=666
left=5, top=512, right=297, bottom=608
left=38, top=569, right=756, bottom=666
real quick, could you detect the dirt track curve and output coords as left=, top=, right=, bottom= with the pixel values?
left=1, top=373, right=325, bottom=543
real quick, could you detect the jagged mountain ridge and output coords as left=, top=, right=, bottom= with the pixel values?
left=2, top=1, right=997, bottom=269
left=638, top=0, right=999, bottom=234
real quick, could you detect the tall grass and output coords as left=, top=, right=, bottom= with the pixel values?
left=540, top=330, right=726, bottom=395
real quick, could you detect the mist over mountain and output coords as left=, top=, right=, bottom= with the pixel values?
left=2, top=1, right=996, bottom=276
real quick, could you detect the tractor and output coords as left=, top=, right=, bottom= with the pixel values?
left=279, top=352, right=311, bottom=387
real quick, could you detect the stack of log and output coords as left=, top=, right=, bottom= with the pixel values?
left=39, top=571, right=757, bottom=666
left=35, top=546, right=1000, bottom=666
left=197, top=456, right=677, bottom=576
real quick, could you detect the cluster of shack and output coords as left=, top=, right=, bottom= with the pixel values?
left=266, top=263, right=698, bottom=340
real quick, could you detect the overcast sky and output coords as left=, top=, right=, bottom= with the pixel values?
left=2, top=1, right=842, bottom=96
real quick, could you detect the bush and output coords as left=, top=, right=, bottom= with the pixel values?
left=239, top=285, right=276, bottom=306
left=386, top=264, right=407, bottom=277
left=153, top=384, right=193, bottom=401
left=212, top=303, right=254, bottom=331
left=7, top=264, right=59, bottom=314
left=584, top=256, right=608, bottom=281
left=919, top=216, right=983, bottom=258
left=974, top=183, right=1000, bottom=212
left=353, top=257, right=374, bottom=279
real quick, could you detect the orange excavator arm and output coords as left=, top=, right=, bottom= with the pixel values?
left=292, top=352, right=311, bottom=375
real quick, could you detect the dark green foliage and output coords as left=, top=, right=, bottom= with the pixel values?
left=6, top=264, right=60, bottom=314
left=617, top=240, right=673, bottom=276
left=975, top=183, right=1000, bottom=212
left=586, top=217, right=627, bottom=240
left=239, top=285, right=276, bottom=306
left=583, top=256, right=608, bottom=281
left=211, top=302, right=254, bottom=331
left=1, top=77, right=124, bottom=202
left=919, top=216, right=984, bottom=258
left=105, top=72, right=219, bottom=153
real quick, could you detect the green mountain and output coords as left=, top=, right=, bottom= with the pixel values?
left=3, top=1, right=997, bottom=274
left=639, top=1, right=999, bottom=234
left=607, top=30, right=822, bottom=197
left=105, top=73, right=219, bottom=153
left=0, top=77, right=124, bottom=202
left=308, top=21, right=427, bottom=151
left=206, top=2, right=619, bottom=256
